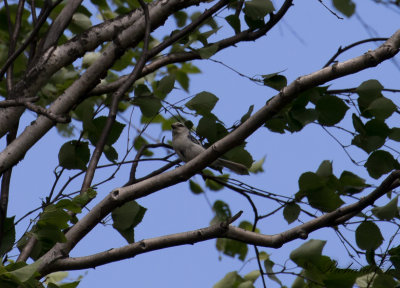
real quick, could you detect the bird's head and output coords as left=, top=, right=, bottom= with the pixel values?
left=171, top=122, right=189, bottom=136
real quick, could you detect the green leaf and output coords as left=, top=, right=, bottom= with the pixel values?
left=332, top=0, right=356, bottom=17
left=198, top=44, right=219, bottom=59
left=338, top=171, right=368, bottom=195
left=355, top=221, right=383, bottom=250
left=357, top=79, right=383, bottom=116
left=262, top=73, right=287, bottom=91
left=189, top=180, right=203, bottom=194
left=239, top=220, right=259, bottom=233
left=58, top=281, right=80, bottom=288
left=44, top=271, right=68, bottom=285
left=366, top=97, right=396, bottom=120
left=316, top=95, right=349, bottom=126
left=197, top=115, right=218, bottom=142
left=240, top=105, right=254, bottom=123
left=34, top=222, right=67, bottom=243
left=213, top=271, right=243, bottom=288
left=112, top=201, right=147, bottom=244
left=9, top=261, right=41, bottom=283
left=133, top=95, right=162, bottom=118
left=223, top=145, right=253, bottom=168
left=389, top=245, right=400, bottom=270
left=290, top=107, right=318, bottom=126
left=264, top=118, right=286, bottom=133
left=290, top=239, right=326, bottom=268
left=155, top=74, right=175, bottom=97
left=243, top=0, right=275, bottom=20
left=58, top=140, right=90, bottom=170
left=85, top=116, right=125, bottom=146
left=352, top=114, right=366, bottom=134
left=186, top=91, right=219, bottom=115
left=306, top=186, right=344, bottom=212
left=82, top=52, right=101, bottom=68
left=389, top=128, right=400, bottom=141
left=211, top=200, right=231, bottom=224
left=39, top=206, right=71, bottom=229
left=352, top=134, right=385, bottom=154
left=264, top=259, right=282, bottom=285
left=372, top=274, right=397, bottom=288
left=103, top=144, right=118, bottom=162
left=249, top=156, right=265, bottom=174
left=365, top=150, right=399, bottom=179
left=69, top=13, right=92, bottom=34
left=244, top=14, right=265, bottom=30
left=292, top=276, right=306, bottom=288
left=205, top=175, right=227, bottom=191
left=180, top=62, right=201, bottom=74
left=316, top=160, right=332, bottom=177
left=216, top=238, right=248, bottom=261
left=175, top=70, right=189, bottom=91
left=112, top=49, right=135, bottom=71
left=91, top=0, right=110, bottom=11
left=365, top=119, right=390, bottom=137
left=0, top=217, right=15, bottom=257
left=299, top=172, right=324, bottom=191
left=225, top=15, right=241, bottom=34
left=372, top=196, right=399, bottom=220
left=55, top=199, right=82, bottom=213
left=243, top=270, right=260, bottom=283
left=173, top=11, right=187, bottom=27
left=283, top=202, right=300, bottom=224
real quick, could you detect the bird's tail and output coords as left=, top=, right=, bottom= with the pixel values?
left=216, top=159, right=249, bottom=175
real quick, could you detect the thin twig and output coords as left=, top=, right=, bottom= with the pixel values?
left=80, top=0, right=152, bottom=194
left=316, top=0, right=344, bottom=19
left=323, top=37, right=387, bottom=68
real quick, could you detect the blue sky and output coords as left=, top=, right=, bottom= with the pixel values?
left=3, top=0, right=400, bottom=287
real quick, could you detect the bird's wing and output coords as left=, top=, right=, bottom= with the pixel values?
left=187, top=134, right=202, bottom=146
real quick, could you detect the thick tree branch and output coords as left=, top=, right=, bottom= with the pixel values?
left=35, top=30, right=400, bottom=275
left=0, top=0, right=217, bottom=172
left=0, top=0, right=211, bottom=138
left=45, top=170, right=400, bottom=273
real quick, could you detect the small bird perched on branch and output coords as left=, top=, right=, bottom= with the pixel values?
left=171, top=122, right=249, bottom=175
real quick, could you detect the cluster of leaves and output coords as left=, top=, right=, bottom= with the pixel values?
left=264, top=77, right=400, bottom=180
left=0, top=190, right=96, bottom=287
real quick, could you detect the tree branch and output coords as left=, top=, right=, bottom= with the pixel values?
left=0, top=122, right=18, bottom=249
left=45, top=211, right=243, bottom=273
left=40, top=0, right=83, bottom=52
left=35, top=29, right=400, bottom=276
left=89, top=0, right=294, bottom=96
left=323, top=37, right=388, bottom=68
left=80, top=0, right=152, bottom=194
left=0, top=0, right=212, bottom=138
left=45, top=170, right=400, bottom=273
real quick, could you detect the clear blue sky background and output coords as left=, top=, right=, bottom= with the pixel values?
left=3, top=0, right=399, bottom=287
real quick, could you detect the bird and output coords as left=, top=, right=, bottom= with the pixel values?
left=171, top=122, right=249, bottom=175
